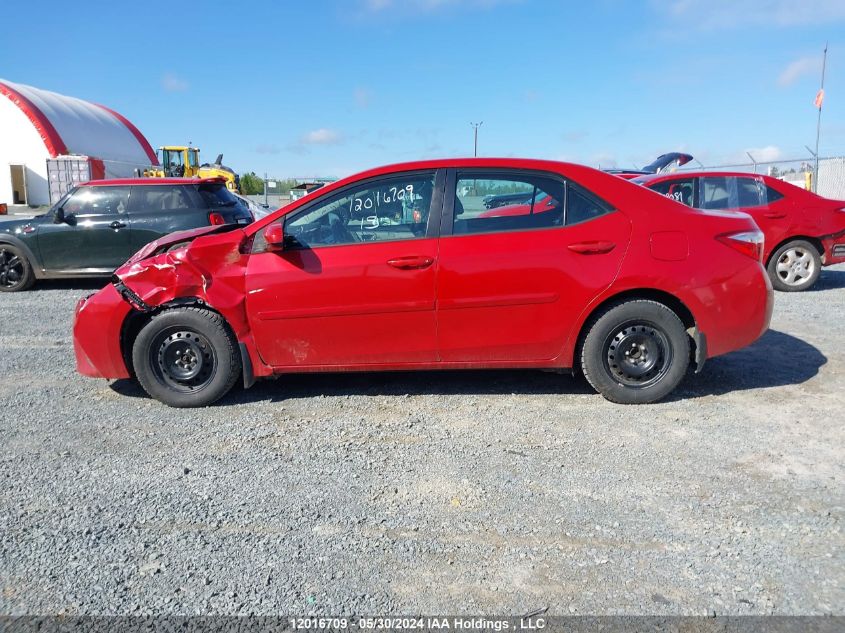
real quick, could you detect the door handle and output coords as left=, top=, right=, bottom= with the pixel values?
left=567, top=241, right=616, bottom=255
left=109, top=221, right=127, bottom=230
left=386, top=256, right=434, bottom=270
left=762, top=212, right=786, bottom=219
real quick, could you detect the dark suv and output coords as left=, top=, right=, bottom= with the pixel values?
left=0, top=178, right=253, bottom=292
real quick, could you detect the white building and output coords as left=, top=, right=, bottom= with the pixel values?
left=0, top=79, right=157, bottom=206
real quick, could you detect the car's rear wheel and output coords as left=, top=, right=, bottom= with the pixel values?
left=580, top=300, right=690, bottom=404
left=132, top=307, right=240, bottom=407
left=0, top=244, right=35, bottom=292
left=767, top=240, right=821, bottom=292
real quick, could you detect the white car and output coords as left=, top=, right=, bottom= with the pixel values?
left=233, top=193, right=274, bottom=219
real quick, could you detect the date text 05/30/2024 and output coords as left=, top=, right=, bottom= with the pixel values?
left=289, top=617, right=547, bottom=631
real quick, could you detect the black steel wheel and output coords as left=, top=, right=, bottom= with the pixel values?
left=0, top=244, right=35, bottom=292
left=132, top=307, right=240, bottom=407
left=580, top=300, right=690, bottom=404
left=603, top=322, right=673, bottom=389
left=151, top=328, right=218, bottom=393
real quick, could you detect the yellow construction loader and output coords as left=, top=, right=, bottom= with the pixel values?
left=143, top=146, right=240, bottom=192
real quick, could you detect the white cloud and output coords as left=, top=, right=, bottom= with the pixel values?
left=744, top=145, right=783, bottom=162
left=663, top=0, right=845, bottom=28
left=778, top=56, right=822, bottom=86
left=301, top=128, right=344, bottom=145
left=161, top=73, right=189, bottom=92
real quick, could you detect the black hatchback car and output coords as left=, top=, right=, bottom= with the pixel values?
left=0, top=178, right=253, bottom=291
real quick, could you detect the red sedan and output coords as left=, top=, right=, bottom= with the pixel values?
left=73, top=159, right=773, bottom=407
left=632, top=171, right=845, bottom=291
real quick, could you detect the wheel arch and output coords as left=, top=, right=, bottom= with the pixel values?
left=765, top=235, right=823, bottom=266
left=120, top=296, right=222, bottom=376
left=0, top=234, right=43, bottom=278
left=572, top=288, right=700, bottom=372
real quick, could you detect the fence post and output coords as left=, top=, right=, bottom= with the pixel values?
left=805, top=146, right=819, bottom=193
left=746, top=152, right=758, bottom=174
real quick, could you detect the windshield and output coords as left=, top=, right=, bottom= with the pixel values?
left=198, top=184, right=241, bottom=208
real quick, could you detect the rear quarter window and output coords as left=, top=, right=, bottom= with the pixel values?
left=566, top=183, right=614, bottom=225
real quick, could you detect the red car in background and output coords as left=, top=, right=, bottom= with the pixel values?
left=633, top=171, right=845, bottom=291
left=74, top=158, right=773, bottom=408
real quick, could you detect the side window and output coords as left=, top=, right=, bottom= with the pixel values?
left=766, top=185, right=785, bottom=203
left=566, top=183, right=614, bottom=225
left=453, top=173, right=564, bottom=236
left=62, top=186, right=129, bottom=216
left=699, top=176, right=735, bottom=210
left=129, top=185, right=197, bottom=213
left=284, top=172, right=435, bottom=248
left=736, top=177, right=765, bottom=207
left=648, top=178, right=695, bottom=207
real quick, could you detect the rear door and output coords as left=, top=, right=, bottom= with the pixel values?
left=436, top=169, right=631, bottom=362
left=245, top=170, right=443, bottom=367
left=127, top=184, right=210, bottom=253
left=37, top=185, right=131, bottom=272
left=731, top=176, right=794, bottom=251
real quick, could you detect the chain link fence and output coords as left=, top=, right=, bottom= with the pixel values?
left=676, top=156, right=845, bottom=199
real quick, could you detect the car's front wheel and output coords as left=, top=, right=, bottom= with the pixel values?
left=767, top=239, right=821, bottom=292
left=580, top=300, right=690, bottom=404
left=0, top=244, right=35, bottom=292
left=132, top=307, right=241, bottom=407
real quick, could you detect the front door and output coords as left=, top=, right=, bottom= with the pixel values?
left=37, top=185, right=131, bottom=272
left=245, top=170, right=443, bottom=367
left=436, top=169, right=631, bottom=362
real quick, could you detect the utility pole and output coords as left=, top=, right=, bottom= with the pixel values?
left=813, top=42, right=828, bottom=193
left=470, top=121, right=483, bottom=157
left=264, top=172, right=268, bottom=207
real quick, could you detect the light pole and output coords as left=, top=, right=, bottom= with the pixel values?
left=470, top=121, right=483, bottom=157
left=813, top=42, right=828, bottom=193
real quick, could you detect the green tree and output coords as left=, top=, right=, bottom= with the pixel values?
left=240, top=172, right=265, bottom=195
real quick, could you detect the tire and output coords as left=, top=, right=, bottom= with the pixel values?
left=580, top=300, right=690, bottom=404
left=0, top=244, right=35, bottom=292
left=767, top=240, right=821, bottom=292
left=132, top=307, right=241, bottom=407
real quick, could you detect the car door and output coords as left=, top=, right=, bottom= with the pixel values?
left=244, top=170, right=443, bottom=367
left=730, top=176, right=795, bottom=250
left=127, top=184, right=209, bottom=253
left=37, top=185, right=131, bottom=272
left=436, top=169, right=631, bottom=362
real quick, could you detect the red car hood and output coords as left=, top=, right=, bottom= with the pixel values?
left=125, top=225, right=234, bottom=265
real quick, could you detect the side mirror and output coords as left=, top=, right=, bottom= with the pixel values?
left=54, top=207, right=65, bottom=224
left=263, top=223, right=285, bottom=251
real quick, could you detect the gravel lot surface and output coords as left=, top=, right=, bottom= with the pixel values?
left=1, top=267, right=843, bottom=616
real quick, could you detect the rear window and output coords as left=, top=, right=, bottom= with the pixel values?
left=198, top=184, right=240, bottom=208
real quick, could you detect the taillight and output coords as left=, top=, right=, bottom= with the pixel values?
left=208, top=212, right=225, bottom=226
left=717, top=230, right=765, bottom=261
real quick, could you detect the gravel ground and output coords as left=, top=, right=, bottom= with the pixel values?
left=0, top=267, right=843, bottom=616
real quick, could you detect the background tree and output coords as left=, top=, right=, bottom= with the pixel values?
left=240, top=172, right=265, bottom=195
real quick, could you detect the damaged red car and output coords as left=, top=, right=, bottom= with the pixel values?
left=73, top=159, right=773, bottom=407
